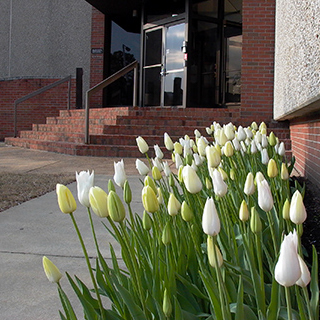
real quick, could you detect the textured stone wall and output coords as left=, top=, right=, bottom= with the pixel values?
left=274, top=1, right=320, bottom=120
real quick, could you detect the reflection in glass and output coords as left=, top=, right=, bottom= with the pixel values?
left=164, top=72, right=183, bottom=106
left=144, top=67, right=161, bottom=106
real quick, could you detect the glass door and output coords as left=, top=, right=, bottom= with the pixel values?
left=143, top=22, right=186, bottom=107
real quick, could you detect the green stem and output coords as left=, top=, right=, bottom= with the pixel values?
left=302, top=286, right=313, bottom=320
left=70, top=212, right=105, bottom=318
left=255, top=233, right=266, bottom=315
left=285, top=286, right=293, bottom=320
left=87, top=208, right=99, bottom=253
left=267, top=211, right=278, bottom=256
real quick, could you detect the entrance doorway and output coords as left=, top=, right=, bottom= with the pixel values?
left=143, top=22, right=186, bottom=107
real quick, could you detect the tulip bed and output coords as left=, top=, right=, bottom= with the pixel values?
left=44, top=121, right=319, bottom=320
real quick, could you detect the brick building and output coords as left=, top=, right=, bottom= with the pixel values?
left=1, top=0, right=320, bottom=186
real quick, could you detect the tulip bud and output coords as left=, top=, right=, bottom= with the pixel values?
left=202, top=197, right=221, bottom=236
left=169, top=174, right=175, bottom=187
left=268, top=132, right=277, bottom=146
left=178, top=165, right=184, bottom=183
left=237, top=126, right=246, bottom=141
left=174, top=141, right=183, bottom=155
left=154, top=144, right=164, bottom=159
left=261, top=135, right=268, bottom=148
left=239, top=200, right=249, bottom=222
left=267, top=159, right=278, bottom=178
left=278, top=142, right=286, bottom=157
left=181, top=201, right=194, bottom=222
left=89, top=186, right=109, bottom=218
left=205, top=177, right=213, bottom=190
left=280, top=163, right=289, bottom=180
left=210, top=168, right=228, bottom=197
left=218, top=129, right=228, bottom=146
left=206, top=145, right=221, bottom=168
left=167, top=193, right=181, bottom=216
left=107, top=191, right=126, bottom=223
left=152, top=166, right=162, bottom=181
left=224, top=122, right=235, bottom=140
left=157, top=187, right=164, bottom=205
left=224, top=141, right=234, bottom=157
left=136, top=136, right=149, bottom=154
left=255, top=171, right=265, bottom=185
left=250, top=140, right=258, bottom=154
left=163, top=289, right=172, bottom=317
left=43, top=256, right=62, bottom=284
left=207, top=236, right=223, bottom=268
left=162, top=222, right=172, bottom=245
left=142, top=185, right=159, bottom=214
left=251, top=121, right=258, bottom=131
left=259, top=122, right=267, bottom=132
left=164, top=132, right=174, bottom=151
left=218, top=167, right=228, bottom=181
left=296, top=255, right=311, bottom=287
left=144, top=175, right=157, bottom=194
left=229, top=169, right=235, bottom=181
left=250, top=207, right=262, bottom=233
left=232, top=137, right=241, bottom=151
left=244, top=172, right=255, bottom=196
left=76, top=170, right=94, bottom=208
left=123, top=180, right=132, bottom=204
left=282, top=199, right=290, bottom=220
left=275, top=230, right=301, bottom=287
left=113, top=159, right=127, bottom=188
left=162, top=161, right=171, bottom=177
left=289, top=190, right=307, bottom=224
left=108, top=179, right=116, bottom=192
left=261, top=148, right=269, bottom=165
left=56, top=184, right=77, bottom=214
left=142, top=210, right=152, bottom=231
left=175, top=152, right=183, bottom=169
left=257, top=179, right=273, bottom=212
left=182, top=165, right=202, bottom=194
left=197, top=137, right=208, bottom=156
left=135, top=159, right=150, bottom=176
left=152, top=157, right=163, bottom=171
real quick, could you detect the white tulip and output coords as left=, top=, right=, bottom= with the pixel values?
left=136, top=136, right=149, bottom=154
left=237, top=126, right=246, bottom=141
left=76, top=170, right=95, bottom=208
left=113, top=160, right=127, bottom=188
left=210, top=168, right=228, bottom=197
left=202, top=197, right=221, bottom=236
left=164, top=132, right=174, bottom=151
left=182, top=165, right=202, bottom=194
left=278, top=142, right=286, bottom=157
left=296, top=255, right=311, bottom=287
left=162, top=161, right=171, bottom=177
left=175, top=153, right=183, bottom=169
left=257, top=179, right=273, bottom=212
left=244, top=172, right=255, bottom=196
left=289, top=190, right=307, bottom=224
left=135, top=159, right=150, bottom=176
left=154, top=144, right=164, bottom=159
left=261, top=148, right=269, bottom=165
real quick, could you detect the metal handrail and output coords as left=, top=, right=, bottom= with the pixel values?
left=85, top=60, right=139, bottom=144
left=14, top=75, right=72, bottom=137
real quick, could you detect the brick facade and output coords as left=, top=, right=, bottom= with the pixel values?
left=0, top=78, right=76, bottom=140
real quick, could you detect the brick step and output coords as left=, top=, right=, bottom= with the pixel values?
left=58, top=107, right=131, bottom=119
left=46, top=117, right=118, bottom=126
left=32, top=123, right=106, bottom=135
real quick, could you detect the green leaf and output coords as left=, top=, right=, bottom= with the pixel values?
left=234, top=277, right=244, bottom=320
left=294, top=287, right=307, bottom=320
left=266, top=278, right=280, bottom=320
left=75, top=275, right=100, bottom=309
left=57, top=284, right=78, bottom=320
left=175, top=275, right=209, bottom=301
left=230, top=303, right=257, bottom=320
left=59, top=310, right=67, bottom=320
left=310, top=246, right=319, bottom=320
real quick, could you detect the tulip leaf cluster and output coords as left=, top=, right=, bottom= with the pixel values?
left=44, top=122, right=318, bottom=320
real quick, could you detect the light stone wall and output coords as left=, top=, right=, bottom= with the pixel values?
left=274, top=0, right=320, bottom=120
left=0, top=0, right=92, bottom=91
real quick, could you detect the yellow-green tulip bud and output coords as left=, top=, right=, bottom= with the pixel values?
left=43, top=256, right=62, bottom=284
left=205, top=177, right=213, bottom=190
left=268, top=132, right=277, bottom=146
left=250, top=207, right=262, bottom=233
left=123, top=180, right=132, bottom=204
left=251, top=121, right=258, bottom=131
left=244, top=172, right=255, bottom=196
left=239, top=200, right=249, bottom=222
left=174, top=141, right=183, bottom=155
left=142, top=185, right=159, bottom=213
left=289, top=190, right=307, bottom=224
left=107, top=190, right=126, bottom=223
left=152, top=166, right=162, bottom=181
left=144, top=175, right=157, bottom=194
left=206, top=145, right=221, bottom=168
left=136, top=136, right=149, bottom=154
left=56, top=184, right=77, bottom=214
left=164, top=132, right=174, bottom=151
left=163, top=289, right=172, bottom=317
left=260, top=128, right=267, bottom=135
left=167, top=193, right=181, bottom=216
left=259, top=122, right=267, bottom=132
left=181, top=201, right=194, bottom=222
left=281, top=163, right=289, bottom=180
left=282, top=199, right=290, bottom=220
left=89, top=186, right=109, bottom=218
left=207, top=236, right=223, bottom=268
left=162, top=222, right=172, bottom=245
left=169, top=173, right=175, bottom=187
left=230, top=169, right=235, bottom=181
left=178, top=165, right=184, bottom=183
left=142, top=210, right=152, bottom=230
left=218, top=167, right=228, bottom=181
left=224, top=141, right=234, bottom=157
left=108, top=179, right=116, bottom=192
left=267, top=159, right=278, bottom=178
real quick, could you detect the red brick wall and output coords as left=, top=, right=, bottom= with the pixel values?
left=89, top=7, right=105, bottom=108
left=0, top=78, right=75, bottom=140
left=290, top=116, right=320, bottom=187
left=241, top=0, right=276, bottom=124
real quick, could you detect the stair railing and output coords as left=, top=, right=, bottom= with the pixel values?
left=84, top=60, right=139, bottom=144
left=13, top=75, right=72, bottom=137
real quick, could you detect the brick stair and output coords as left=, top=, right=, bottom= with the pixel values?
left=4, top=106, right=291, bottom=158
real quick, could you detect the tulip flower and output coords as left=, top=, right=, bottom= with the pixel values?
left=224, top=141, right=234, bottom=157
left=202, top=197, right=221, bottom=236
left=182, top=165, right=202, bottom=194
left=280, top=163, right=289, bottom=180
left=162, top=222, right=172, bottom=245
left=206, top=127, right=213, bottom=135
left=275, top=230, right=301, bottom=287
left=289, top=190, right=307, bottom=224
left=142, top=210, right=152, bottom=231
left=56, top=184, right=77, bottom=214
left=181, top=201, right=194, bottom=222
left=255, top=171, right=265, bottom=185
left=43, top=256, right=62, bottom=284
left=278, top=142, right=286, bottom=157
left=89, top=186, right=109, bottom=218
left=193, top=153, right=203, bottom=166
left=167, top=193, right=181, bottom=216
left=144, top=175, right=157, bottom=194
left=152, top=166, right=162, bottom=180
left=173, top=141, right=183, bottom=155
left=164, top=132, right=174, bottom=151
left=76, top=170, right=94, bottom=208
left=108, top=179, right=116, bottom=192
left=282, top=199, right=290, bottom=220
left=135, top=159, right=150, bottom=176
left=245, top=127, right=253, bottom=139
left=261, top=135, right=268, bottom=148
left=206, top=145, right=221, bottom=168
left=257, top=179, right=273, bottom=212
left=175, top=152, right=183, bottom=169
left=123, top=180, right=132, bottom=204
left=163, top=288, right=172, bottom=317
left=268, top=132, right=277, bottom=146
left=237, top=126, right=246, bottom=141
left=154, top=144, right=164, bottom=159
left=250, top=206, right=262, bottom=233
left=239, top=200, right=249, bottom=222
left=136, top=136, right=149, bottom=154
left=232, top=137, right=241, bottom=151
left=157, top=187, right=164, bottom=205
left=250, top=140, right=258, bottom=154
left=224, top=122, right=235, bottom=140
left=261, top=148, right=269, bottom=165
left=251, top=121, right=258, bottom=130
left=205, top=177, right=213, bottom=190
left=259, top=121, right=267, bottom=132
left=107, top=190, right=126, bottom=223
left=267, top=159, right=278, bottom=178
left=162, top=161, right=171, bottom=177
left=210, top=168, right=228, bottom=197
left=218, top=167, right=228, bottom=181
left=244, top=172, right=255, bottom=196
left=207, top=236, right=223, bottom=268
left=197, top=137, right=208, bottom=156
left=142, top=185, right=159, bottom=213
left=218, top=129, right=228, bottom=146
left=296, top=255, right=311, bottom=287
left=113, top=159, right=127, bottom=188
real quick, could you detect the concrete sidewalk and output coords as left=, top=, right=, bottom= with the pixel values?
left=0, top=144, right=145, bottom=319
